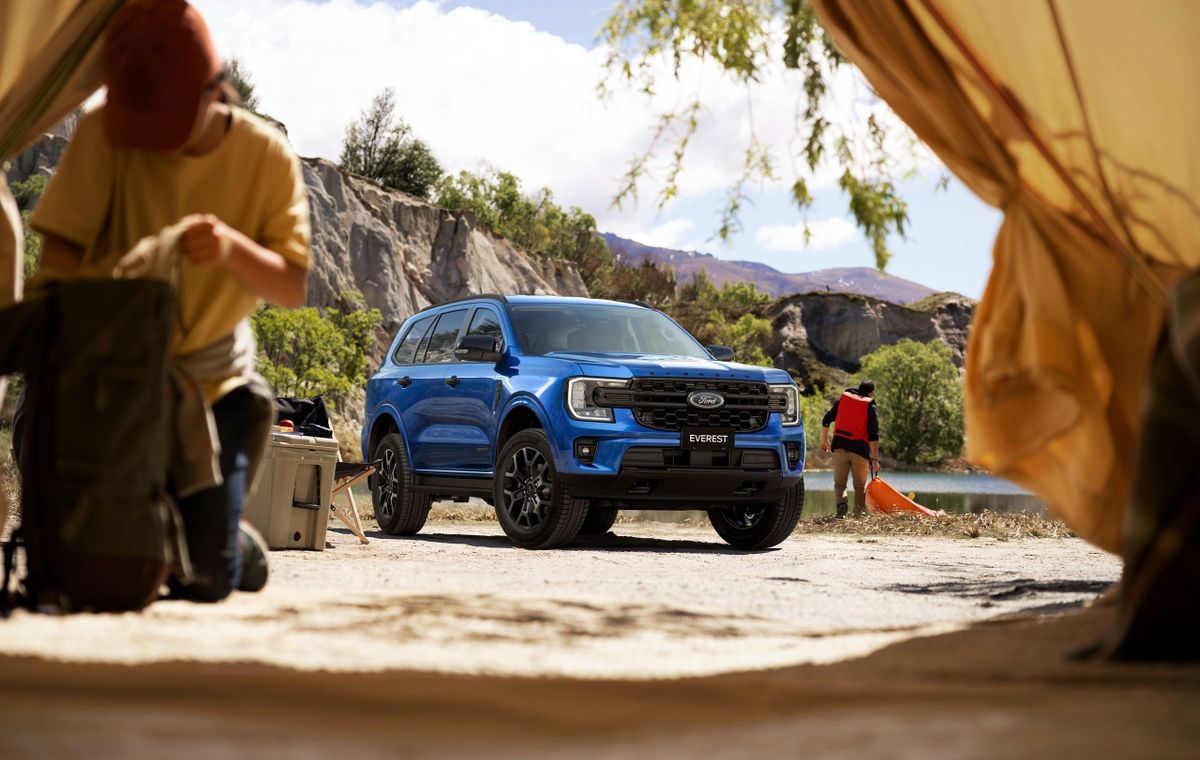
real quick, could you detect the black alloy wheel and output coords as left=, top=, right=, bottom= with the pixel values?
left=371, top=432, right=432, bottom=535
left=493, top=429, right=588, bottom=549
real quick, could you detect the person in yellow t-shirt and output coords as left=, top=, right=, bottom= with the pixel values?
left=30, top=0, right=311, bottom=602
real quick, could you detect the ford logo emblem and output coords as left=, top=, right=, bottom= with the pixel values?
left=687, top=390, right=725, bottom=409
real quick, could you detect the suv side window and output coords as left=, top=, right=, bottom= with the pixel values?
left=391, top=314, right=436, bottom=365
left=420, top=308, right=468, bottom=364
left=465, top=307, right=504, bottom=348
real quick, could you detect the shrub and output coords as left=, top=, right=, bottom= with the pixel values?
left=857, top=339, right=963, bottom=464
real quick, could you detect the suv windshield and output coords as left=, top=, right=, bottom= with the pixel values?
left=509, top=303, right=709, bottom=358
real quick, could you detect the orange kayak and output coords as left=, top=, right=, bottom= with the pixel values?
left=866, top=476, right=947, bottom=517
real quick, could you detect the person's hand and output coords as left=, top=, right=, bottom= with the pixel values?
left=179, top=214, right=232, bottom=266
left=820, top=440, right=831, bottom=453
left=870, top=458, right=881, bottom=474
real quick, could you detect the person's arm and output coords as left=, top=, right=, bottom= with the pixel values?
left=38, top=233, right=86, bottom=274
left=868, top=403, right=880, bottom=471
left=820, top=400, right=838, bottom=452
left=178, top=214, right=306, bottom=308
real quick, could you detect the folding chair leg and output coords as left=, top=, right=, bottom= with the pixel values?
left=331, top=452, right=370, bottom=545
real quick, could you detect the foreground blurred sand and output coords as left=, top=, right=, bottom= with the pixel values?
left=1, top=520, right=1197, bottom=757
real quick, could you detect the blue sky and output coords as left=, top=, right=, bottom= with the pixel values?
left=196, top=0, right=1002, bottom=297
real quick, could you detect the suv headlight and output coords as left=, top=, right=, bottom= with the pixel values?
left=566, top=377, right=628, bottom=422
left=768, top=383, right=801, bottom=427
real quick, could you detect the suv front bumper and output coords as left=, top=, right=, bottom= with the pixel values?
left=557, top=443, right=803, bottom=507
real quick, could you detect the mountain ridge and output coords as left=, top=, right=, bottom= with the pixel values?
left=602, top=232, right=942, bottom=305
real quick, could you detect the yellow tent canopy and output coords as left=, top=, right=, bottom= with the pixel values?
left=812, top=0, right=1199, bottom=552
left=0, top=0, right=123, bottom=308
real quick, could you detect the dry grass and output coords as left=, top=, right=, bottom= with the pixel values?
left=792, top=511, right=1076, bottom=540
left=417, top=499, right=1075, bottom=541
left=428, top=503, right=497, bottom=522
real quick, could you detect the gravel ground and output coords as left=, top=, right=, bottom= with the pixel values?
left=3, top=517, right=1199, bottom=759
left=0, top=518, right=1120, bottom=677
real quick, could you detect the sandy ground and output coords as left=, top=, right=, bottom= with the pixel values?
left=1, top=518, right=1198, bottom=758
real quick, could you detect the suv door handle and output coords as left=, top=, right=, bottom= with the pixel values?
left=395, top=376, right=411, bottom=387
left=445, top=375, right=460, bottom=388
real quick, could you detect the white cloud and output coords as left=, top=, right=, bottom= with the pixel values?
left=606, top=218, right=699, bottom=250
left=754, top=217, right=858, bottom=252
left=191, top=0, right=926, bottom=230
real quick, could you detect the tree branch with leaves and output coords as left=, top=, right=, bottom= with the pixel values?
left=600, top=0, right=918, bottom=268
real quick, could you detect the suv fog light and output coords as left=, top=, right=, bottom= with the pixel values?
left=574, top=437, right=598, bottom=463
left=785, top=443, right=801, bottom=468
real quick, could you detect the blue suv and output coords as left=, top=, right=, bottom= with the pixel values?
left=362, top=295, right=805, bottom=550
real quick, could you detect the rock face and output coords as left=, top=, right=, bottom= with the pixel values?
left=767, top=292, right=974, bottom=387
left=300, top=158, right=587, bottom=337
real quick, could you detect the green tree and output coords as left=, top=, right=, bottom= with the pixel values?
left=21, top=212, right=42, bottom=281
left=594, top=260, right=677, bottom=308
left=251, top=302, right=383, bottom=408
left=10, top=174, right=46, bottom=210
left=436, top=169, right=616, bottom=293
left=800, top=389, right=836, bottom=453
left=671, top=270, right=774, bottom=365
left=340, top=88, right=443, bottom=199
left=601, top=0, right=912, bottom=267
left=225, top=56, right=260, bottom=112
left=858, top=339, right=964, bottom=464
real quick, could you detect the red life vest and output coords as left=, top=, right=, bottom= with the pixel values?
left=833, top=391, right=871, bottom=442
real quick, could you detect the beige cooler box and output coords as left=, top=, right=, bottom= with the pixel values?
left=244, top=431, right=338, bottom=550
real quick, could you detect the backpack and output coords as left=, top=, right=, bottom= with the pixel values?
left=1, top=279, right=186, bottom=613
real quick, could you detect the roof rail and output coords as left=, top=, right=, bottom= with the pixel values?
left=621, top=300, right=654, bottom=309
left=429, top=293, right=510, bottom=308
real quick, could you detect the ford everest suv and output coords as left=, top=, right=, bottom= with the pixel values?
left=362, top=295, right=805, bottom=550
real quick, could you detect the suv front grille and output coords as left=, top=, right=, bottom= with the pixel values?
left=597, top=378, right=778, bottom=433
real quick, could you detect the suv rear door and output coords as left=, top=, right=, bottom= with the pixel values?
left=406, top=307, right=469, bottom=471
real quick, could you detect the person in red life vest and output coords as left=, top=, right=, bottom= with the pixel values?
left=819, top=380, right=881, bottom=518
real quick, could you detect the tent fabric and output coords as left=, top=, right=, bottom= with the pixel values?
left=811, top=0, right=1199, bottom=552
left=0, top=0, right=124, bottom=308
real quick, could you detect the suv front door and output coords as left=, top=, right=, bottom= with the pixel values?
left=433, top=305, right=507, bottom=473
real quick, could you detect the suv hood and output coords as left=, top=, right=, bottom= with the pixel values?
left=546, top=352, right=791, bottom=383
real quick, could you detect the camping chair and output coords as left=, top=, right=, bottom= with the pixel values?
left=331, top=458, right=374, bottom=545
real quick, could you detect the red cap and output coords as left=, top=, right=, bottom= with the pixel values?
left=103, top=0, right=221, bottom=152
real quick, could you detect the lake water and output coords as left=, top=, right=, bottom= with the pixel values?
left=352, top=471, right=1045, bottom=522
left=801, top=470, right=1044, bottom=516
left=628, top=471, right=1044, bottom=523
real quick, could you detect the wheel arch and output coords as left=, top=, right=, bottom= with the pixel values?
left=366, top=408, right=404, bottom=462
left=497, top=398, right=547, bottom=453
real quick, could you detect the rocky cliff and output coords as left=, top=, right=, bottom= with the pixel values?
left=768, top=292, right=973, bottom=388
left=301, top=158, right=587, bottom=337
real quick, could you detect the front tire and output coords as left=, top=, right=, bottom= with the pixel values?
left=372, top=433, right=432, bottom=535
left=707, top=478, right=804, bottom=550
left=494, top=430, right=588, bottom=549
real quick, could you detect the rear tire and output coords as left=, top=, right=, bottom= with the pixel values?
left=494, top=429, right=587, bottom=549
left=372, top=433, right=432, bottom=535
left=579, top=506, right=619, bottom=535
left=707, top=478, right=804, bottom=550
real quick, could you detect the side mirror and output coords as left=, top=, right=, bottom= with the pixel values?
left=707, top=345, right=735, bottom=361
left=455, top=334, right=503, bottom=363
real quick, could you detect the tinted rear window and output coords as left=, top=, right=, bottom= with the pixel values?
left=392, top=315, right=436, bottom=364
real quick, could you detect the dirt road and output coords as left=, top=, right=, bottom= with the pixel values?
left=1, top=519, right=1197, bottom=758
left=0, top=519, right=1119, bottom=676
